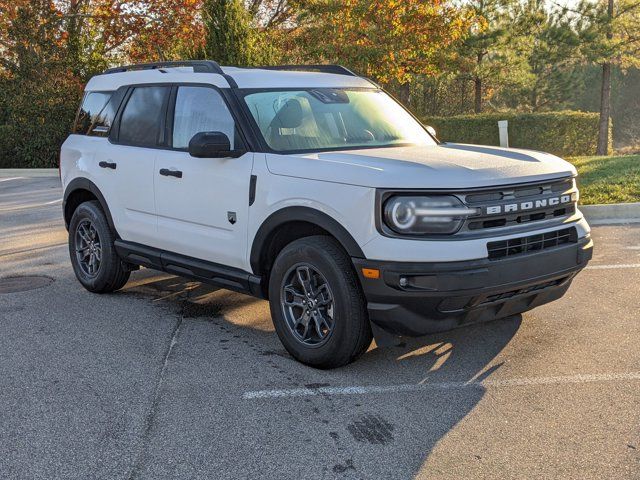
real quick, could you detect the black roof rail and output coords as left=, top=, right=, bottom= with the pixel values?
left=254, top=64, right=358, bottom=77
left=103, top=60, right=225, bottom=75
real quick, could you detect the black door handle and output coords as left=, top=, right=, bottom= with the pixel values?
left=159, top=168, right=183, bottom=178
left=99, top=161, right=117, bottom=169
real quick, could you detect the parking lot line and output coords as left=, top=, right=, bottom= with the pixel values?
left=0, top=177, right=25, bottom=182
left=242, top=371, right=640, bottom=400
left=0, top=198, right=62, bottom=212
left=585, top=263, right=640, bottom=270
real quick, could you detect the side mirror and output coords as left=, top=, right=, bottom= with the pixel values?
left=188, top=131, right=243, bottom=158
left=426, top=125, right=437, bottom=138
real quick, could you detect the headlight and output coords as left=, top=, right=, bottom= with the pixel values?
left=383, top=195, right=479, bottom=235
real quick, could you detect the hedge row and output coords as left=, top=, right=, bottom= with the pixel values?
left=422, top=111, right=609, bottom=157
left=0, top=74, right=82, bottom=169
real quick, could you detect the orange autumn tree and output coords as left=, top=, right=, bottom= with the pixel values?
left=0, top=0, right=202, bottom=167
left=1, top=0, right=202, bottom=75
left=290, top=0, right=475, bottom=101
left=63, top=0, right=202, bottom=69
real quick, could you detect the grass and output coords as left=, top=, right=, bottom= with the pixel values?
left=568, top=154, right=640, bottom=205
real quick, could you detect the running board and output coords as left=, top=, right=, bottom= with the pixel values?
left=114, top=240, right=264, bottom=298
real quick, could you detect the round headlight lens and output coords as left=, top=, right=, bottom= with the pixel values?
left=389, top=199, right=417, bottom=230
left=383, top=195, right=477, bottom=235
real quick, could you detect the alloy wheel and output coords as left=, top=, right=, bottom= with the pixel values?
left=280, top=264, right=336, bottom=346
left=75, top=220, right=102, bottom=277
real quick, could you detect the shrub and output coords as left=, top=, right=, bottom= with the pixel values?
left=0, top=72, right=82, bottom=168
left=422, top=111, right=609, bottom=157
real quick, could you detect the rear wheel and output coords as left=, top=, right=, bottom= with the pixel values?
left=68, top=200, right=130, bottom=293
left=268, top=236, right=372, bottom=369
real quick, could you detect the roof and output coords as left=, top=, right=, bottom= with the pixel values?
left=85, top=64, right=376, bottom=91
left=222, top=67, right=374, bottom=89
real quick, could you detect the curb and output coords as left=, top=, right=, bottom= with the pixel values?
left=0, top=168, right=58, bottom=178
left=580, top=203, right=640, bottom=225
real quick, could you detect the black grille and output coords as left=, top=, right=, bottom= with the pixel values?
left=461, top=178, right=576, bottom=232
left=465, top=178, right=573, bottom=204
left=487, top=227, right=577, bottom=260
left=467, top=205, right=575, bottom=231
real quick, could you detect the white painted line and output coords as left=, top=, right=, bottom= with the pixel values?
left=586, top=263, right=640, bottom=270
left=242, top=372, right=640, bottom=400
left=0, top=198, right=63, bottom=212
left=0, top=177, right=25, bottom=182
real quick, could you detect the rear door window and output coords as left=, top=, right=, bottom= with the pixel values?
left=74, top=92, right=115, bottom=136
left=118, top=86, right=170, bottom=147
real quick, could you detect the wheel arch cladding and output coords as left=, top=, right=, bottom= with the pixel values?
left=63, top=178, right=116, bottom=234
left=250, top=207, right=365, bottom=276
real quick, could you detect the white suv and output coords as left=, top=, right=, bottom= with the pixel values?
left=61, top=61, right=593, bottom=368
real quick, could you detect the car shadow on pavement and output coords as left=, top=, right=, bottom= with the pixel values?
left=120, top=271, right=523, bottom=477
left=332, top=315, right=523, bottom=476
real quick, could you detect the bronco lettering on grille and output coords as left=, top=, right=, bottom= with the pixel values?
left=484, top=194, right=573, bottom=215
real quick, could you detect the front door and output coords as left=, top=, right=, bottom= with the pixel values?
left=154, top=85, right=254, bottom=271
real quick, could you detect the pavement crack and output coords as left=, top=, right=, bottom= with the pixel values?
left=125, top=313, right=184, bottom=480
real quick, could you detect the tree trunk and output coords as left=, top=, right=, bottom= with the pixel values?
left=474, top=52, right=484, bottom=113
left=596, top=0, right=615, bottom=156
left=596, top=63, right=611, bottom=155
left=397, top=82, right=411, bottom=106
left=474, top=76, right=482, bottom=113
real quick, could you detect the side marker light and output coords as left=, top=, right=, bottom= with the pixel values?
left=362, top=268, right=380, bottom=279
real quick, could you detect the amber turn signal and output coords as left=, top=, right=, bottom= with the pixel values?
left=361, top=268, right=380, bottom=279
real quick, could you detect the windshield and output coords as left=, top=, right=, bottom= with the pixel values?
left=242, top=88, right=437, bottom=152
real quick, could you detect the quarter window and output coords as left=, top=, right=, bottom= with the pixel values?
left=74, top=92, right=115, bottom=136
left=172, top=86, right=236, bottom=149
left=118, top=86, right=169, bottom=147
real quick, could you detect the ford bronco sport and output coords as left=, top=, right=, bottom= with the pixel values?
left=61, top=60, right=593, bottom=368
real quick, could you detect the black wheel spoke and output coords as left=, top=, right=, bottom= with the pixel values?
left=283, top=285, right=306, bottom=308
left=315, top=284, right=333, bottom=306
left=296, top=266, right=314, bottom=297
left=312, top=312, right=330, bottom=339
left=78, top=225, right=91, bottom=243
left=295, top=313, right=311, bottom=340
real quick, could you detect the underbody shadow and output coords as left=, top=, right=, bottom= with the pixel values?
left=349, top=315, right=522, bottom=476
left=120, top=270, right=522, bottom=477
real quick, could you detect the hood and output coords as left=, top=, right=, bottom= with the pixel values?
left=265, top=143, right=576, bottom=189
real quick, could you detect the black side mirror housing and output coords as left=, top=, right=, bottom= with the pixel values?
left=188, top=131, right=243, bottom=158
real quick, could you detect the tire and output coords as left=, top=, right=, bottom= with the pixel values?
left=68, top=200, right=130, bottom=293
left=268, top=235, right=372, bottom=369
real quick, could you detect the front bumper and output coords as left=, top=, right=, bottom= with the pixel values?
left=353, top=236, right=593, bottom=336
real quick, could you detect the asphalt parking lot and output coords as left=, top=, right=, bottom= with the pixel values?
left=1, top=173, right=639, bottom=480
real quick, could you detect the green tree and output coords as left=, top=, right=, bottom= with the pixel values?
left=576, top=0, right=640, bottom=154
left=0, top=0, right=83, bottom=167
left=201, top=0, right=277, bottom=65
left=457, top=0, right=515, bottom=113
left=508, top=0, right=581, bottom=111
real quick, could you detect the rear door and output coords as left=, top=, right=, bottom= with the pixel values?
left=99, top=85, right=171, bottom=245
left=153, top=85, right=254, bottom=270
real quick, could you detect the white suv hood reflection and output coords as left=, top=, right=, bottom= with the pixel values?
left=266, top=144, right=576, bottom=189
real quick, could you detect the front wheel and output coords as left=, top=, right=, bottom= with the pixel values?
left=268, top=236, right=372, bottom=369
